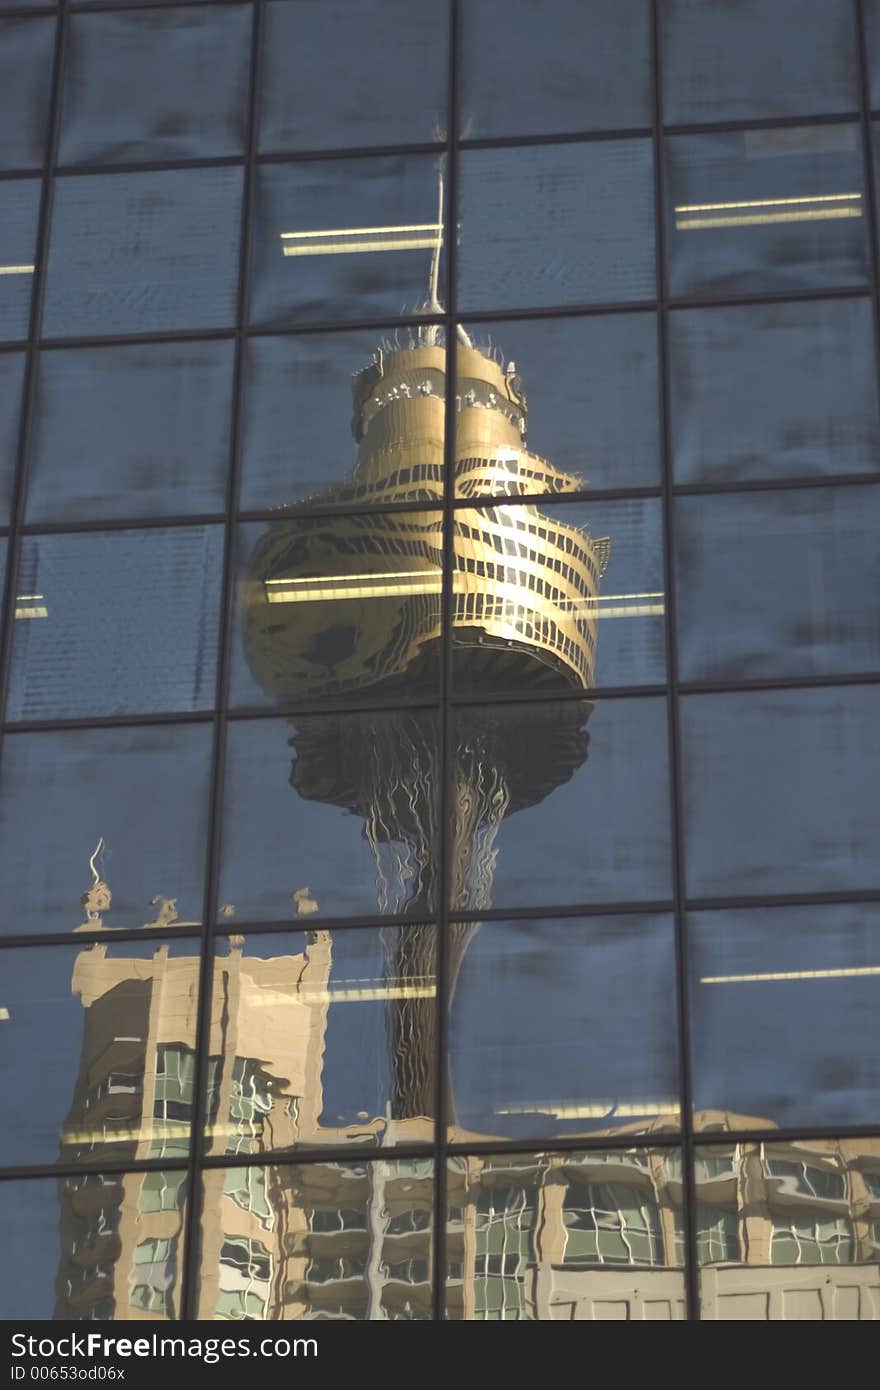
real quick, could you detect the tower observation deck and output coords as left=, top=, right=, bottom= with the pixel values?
left=243, top=339, right=608, bottom=703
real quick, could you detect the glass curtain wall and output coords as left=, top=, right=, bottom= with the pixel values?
left=0, top=0, right=879, bottom=1322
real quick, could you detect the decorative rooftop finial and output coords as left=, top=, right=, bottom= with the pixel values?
left=78, top=837, right=112, bottom=929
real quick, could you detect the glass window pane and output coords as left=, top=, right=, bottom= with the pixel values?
left=669, top=298, right=880, bottom=485
left=250, top=154, right=442, bottom=329
left=0, top=939, right=202, bottom=1167
left=0, top=16, right=55, bottom=172
left=447, top=1150, right=685, bottom=1320
left=451, top=498, right=666, bottom=695
left=0, top=351, right=25, bottom=524
left=27, top=341, right=235, bottom=523
left=460, top=0, right=651, bottom=140
left=241, top=328, right=446, bottom=513
left=0, top=723, right=211, bottom=938
left=260, top=0, right=447, bottom=155
left=661, top=0, right=859, bottom=125
left=459, top=140, right=655, bottom=313
left=665, top=125, right=870, bottom=299
left=449, top=916, right=679, bottom=1143
left=59, top=8, right=251, bottom=166
left=450, top=698, right=672, bottom=911
left=43, top=167, right=243, bottom=337
left=697, top=1139, right=880, bottom=1320
left=675, top=485, right=880, bottom=682
left=864, top=0, right=880, bottom=110
left=7, top=527, right=222, bottom=720
left=0, top=1172, right=188, bottom=1321
left=0, top=179, right=39, bottom=341
left=205, top=929, right=436, bottom=1152
left=218, top=710, right=440, bottom=922
left=690, top=903, right=880, bottom=1132
left=456, top=313, right=660, bottom=496
left=681, top=685, right=880, bottom=898
left=231, top=513, right=442, bottom=710
left=198, top=1158, right=434, bottom=1320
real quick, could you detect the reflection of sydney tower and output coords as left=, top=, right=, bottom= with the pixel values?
left=242, top=304, right=608, bottom=1121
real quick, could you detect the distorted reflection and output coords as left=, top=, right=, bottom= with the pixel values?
left=2, top=921, right=438, bottom=1320
left=198, top=1159, right=434, bottom=1320
left=57, top=1170, right=188, bottom=1321
left=455, top=312, right=661, bottom=493
left=202, top=931, right=436, bottom=1151
left=6, top=906, right=878, bottom=1317
left=0, top=1172, right=188, bottom=1321
left=695, top=1139, right=880, bottom=1320
left=235, top=215, right=667, bottom=912
left=447, top=1150, right=686, bottom=1320
left=0, top=724, right=212, bottom=937
left=0, top=937, right=204, bottom=1169
left=448, top=1139, right=880, bottom=1320
left=219, top=711, right=441, bottom=920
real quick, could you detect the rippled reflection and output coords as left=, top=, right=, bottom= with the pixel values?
left=447, top=1138, right=880, bottom=1320
left=447, top=1150, right=686, bottom=1320
left=3, top=906, right=878, bottom=1317
left=0, top=1172, right=188, bottom=1321
left=696, top=1139, right=880, bottom=1320
left=198, top=1159, right=434, bottom=1320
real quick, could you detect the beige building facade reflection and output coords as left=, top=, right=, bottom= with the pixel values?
left=55, top=932, right=880, bottom=1321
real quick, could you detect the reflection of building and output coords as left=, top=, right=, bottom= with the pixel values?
left=54, top=922, right=880, bottom=1324
left=55, top=932, right=436, bottom=1321
left=448, top=1134, right=880, bottom=1321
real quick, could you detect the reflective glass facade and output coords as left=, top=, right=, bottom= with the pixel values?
left=1, top=0, right=879, bottom=1324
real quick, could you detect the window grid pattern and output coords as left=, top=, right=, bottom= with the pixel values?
left=0, top=0, right=878, bottom=1325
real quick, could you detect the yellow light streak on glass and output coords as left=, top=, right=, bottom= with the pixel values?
left=496, top=1100, right=679, bottom=1118
left=15, top=592, right=47, bottom=619
left=280, top=222, right=443, bottom=257
left=243, top=977, right=437, bottom=1005
left=701, top=965, right=880, bottom=984
left=677, top=207, right=861, bottom=230
left=281, top=223, right=442, bottom=239
left=265, top=572, right=665, bottom=618
left=0, top=264, right=35, bottom=276
left=675, top=192, right=861, bottom=213
left=283, top=238, right=439, bottom=257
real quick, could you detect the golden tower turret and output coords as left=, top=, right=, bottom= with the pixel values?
left=242, top=335, right=607, bottom=703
